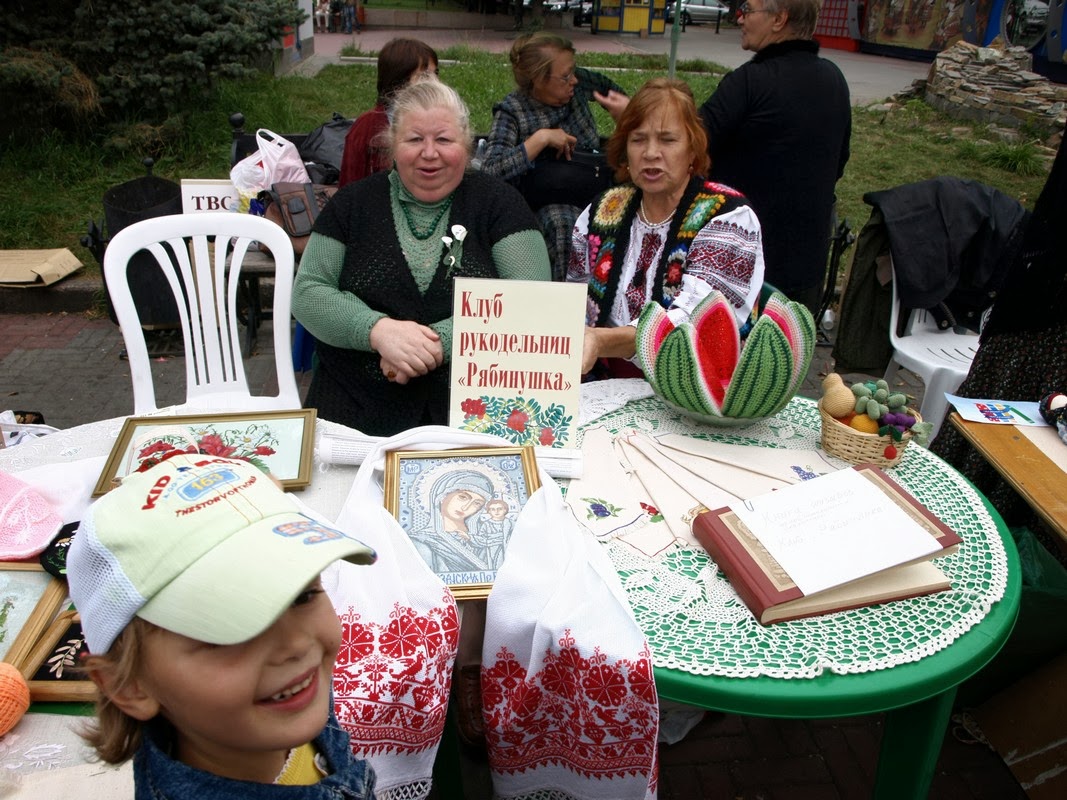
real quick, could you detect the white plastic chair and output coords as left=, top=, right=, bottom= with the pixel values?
left=883, top=273, right=980, bottom=440
left=103, top=212, right=300, bottom=414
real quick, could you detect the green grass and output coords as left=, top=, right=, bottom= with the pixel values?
left=0, top=48, right=1050, bottom=282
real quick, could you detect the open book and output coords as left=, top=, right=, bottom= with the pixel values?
left=692, top=464, right=962, bottom=625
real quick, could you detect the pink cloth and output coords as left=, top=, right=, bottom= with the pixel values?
left=0, top=470, right=62, bottom=560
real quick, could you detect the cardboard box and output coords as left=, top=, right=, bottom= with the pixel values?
left=0, top=249, right=83, bottom=288
left=973, top=650, right=1067, bottom=799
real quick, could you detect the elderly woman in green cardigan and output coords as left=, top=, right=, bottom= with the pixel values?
left=293, top=79, right=551, bottom=436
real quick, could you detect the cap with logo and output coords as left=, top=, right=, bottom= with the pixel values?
left=67, top=454, right=376, bottom=654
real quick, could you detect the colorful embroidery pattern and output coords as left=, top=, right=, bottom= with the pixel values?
left=482, top=634, right=659, bottom=781
left=581, top=497, right=623, bottom=520
left=333, top=596, right=459, bottom=756
left=458, top=395, right=572, bottom=448
left=585, top=179, right=740, bottom=323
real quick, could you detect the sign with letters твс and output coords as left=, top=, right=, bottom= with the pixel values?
left=449, top=277, right=586, bottom=449
left=180, top=179, right=239, bottom=213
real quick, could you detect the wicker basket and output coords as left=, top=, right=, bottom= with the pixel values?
left=818, top=400, right=922, bottom=468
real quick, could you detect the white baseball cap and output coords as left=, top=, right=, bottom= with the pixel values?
left=67, top=454, right=376, bottom=654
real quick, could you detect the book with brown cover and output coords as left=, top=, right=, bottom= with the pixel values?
left=691, top=464, right=962, bottom=625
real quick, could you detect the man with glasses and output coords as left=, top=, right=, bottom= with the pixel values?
left=699, top=0, right=850, bottom=318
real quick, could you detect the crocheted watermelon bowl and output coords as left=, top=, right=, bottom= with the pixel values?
left=634, top=289, right=816, bottom=428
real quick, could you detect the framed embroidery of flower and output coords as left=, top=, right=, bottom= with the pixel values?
left=383, top=446, right=540, bottom=600
left=93, top=409, right=317, bottom=497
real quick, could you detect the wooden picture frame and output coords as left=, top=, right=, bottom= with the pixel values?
left=17, top=608, right=95, bottom=702
left=93, top=408, right=317, bottom=497
left=383, top=446, right=541, bottom=600
left=0, top=563, right=60, bottom=664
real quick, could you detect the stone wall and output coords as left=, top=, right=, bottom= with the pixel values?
left=925, top=41, right=1067, bottom=145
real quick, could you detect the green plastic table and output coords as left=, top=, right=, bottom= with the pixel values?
left=634, top=444, right=1022, bottom=798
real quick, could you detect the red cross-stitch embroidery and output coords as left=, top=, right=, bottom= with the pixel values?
left=482, top=629, right=659, bottom=786
left=333, top=594, right=459, bottom=756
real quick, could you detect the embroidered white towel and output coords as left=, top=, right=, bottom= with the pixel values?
left=484, top=476, right=659, bottom=799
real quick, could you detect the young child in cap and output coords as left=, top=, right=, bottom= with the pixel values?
left=66, top=454, right=379, bottom=798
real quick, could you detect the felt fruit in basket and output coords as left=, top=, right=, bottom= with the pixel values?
left=821, top=373, right=855, bottom=418
left=849, top=413, right=881, bottom=433
left=634, top=289, right=816, bottom=425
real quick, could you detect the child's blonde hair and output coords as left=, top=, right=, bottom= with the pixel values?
left=80, top=617, right=165, bottom=763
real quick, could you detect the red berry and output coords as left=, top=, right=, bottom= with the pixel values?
left=884, top=445, right=898, bottom=460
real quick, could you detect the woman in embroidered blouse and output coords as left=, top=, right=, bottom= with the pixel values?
left=568, top=78, right=766, bottom=378
left=481, top=32, right=629, bottom=281
left=293, top=79, right=552, bottom=436
left=338, top=38, right=439, bottom=188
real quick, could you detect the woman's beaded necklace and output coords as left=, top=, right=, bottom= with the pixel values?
left=638, top=199, right=676, bottom=227
left=399, top=195, right=453, bottom=240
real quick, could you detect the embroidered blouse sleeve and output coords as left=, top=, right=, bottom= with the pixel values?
left=565, top=205, right=593, bottom=284
left=676, top=204, right=766, bottom=327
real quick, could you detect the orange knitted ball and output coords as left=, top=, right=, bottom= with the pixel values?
left=0, top=662, right=30, bottom=735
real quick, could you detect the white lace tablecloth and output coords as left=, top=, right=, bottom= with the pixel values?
left=575, top=380, right=1010, bottom=681
left=0, top=417, right=361, bottom=523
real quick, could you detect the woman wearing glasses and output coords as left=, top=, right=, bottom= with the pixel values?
left=570, top=79, right=766, bottom=378
left=481, top=32, right=629, bottom=280
left=699, top=0, right=850, bottom=318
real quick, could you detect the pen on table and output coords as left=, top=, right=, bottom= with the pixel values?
left=1006, top=406, right=1033, bottom=423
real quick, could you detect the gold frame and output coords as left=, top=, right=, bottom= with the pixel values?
left=384, top=445, right=540, bottom=600
left=2, top=564, right=95, bottom=702
left=93, top=408, right=317, bottom=497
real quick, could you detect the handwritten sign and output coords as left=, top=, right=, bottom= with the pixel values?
left=449, top=278, right=586, bottom=448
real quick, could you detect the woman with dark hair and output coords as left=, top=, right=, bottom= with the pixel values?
left=481, top=32, right=629, bottom=280
left=338, top=38, right=440, bottom=187
left=569, top=78, right=765, bottom=378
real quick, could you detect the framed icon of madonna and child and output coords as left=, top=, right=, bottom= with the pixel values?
left=383, top=446, right=541, bottom=599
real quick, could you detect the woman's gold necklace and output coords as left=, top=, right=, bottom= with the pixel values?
left=399, top=196, right=453, bottom=240
left=639, top=199, right=675, bottom=227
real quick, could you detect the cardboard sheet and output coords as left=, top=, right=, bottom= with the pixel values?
left=0, top=249, right=83, bottom=287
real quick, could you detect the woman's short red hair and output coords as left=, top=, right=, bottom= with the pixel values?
left=606, top=78, right=711, bottom=183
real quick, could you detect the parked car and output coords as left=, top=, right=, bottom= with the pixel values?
left=666, top=0, right=729, bottom=26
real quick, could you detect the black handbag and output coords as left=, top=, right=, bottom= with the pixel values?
left=298, top=112, right=353, bottom=184
left=518, top=150, right=613, bottom=211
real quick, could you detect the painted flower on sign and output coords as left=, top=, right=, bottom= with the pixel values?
left=457, top=395, right=572, bottom=448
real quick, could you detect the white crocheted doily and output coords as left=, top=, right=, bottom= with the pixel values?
left=576, top=384, right=1009, bottom=680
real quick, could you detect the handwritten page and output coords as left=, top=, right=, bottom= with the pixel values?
left=946, top=394, right=1047, bottom=427
left=730, top=468, right=942, bottom=596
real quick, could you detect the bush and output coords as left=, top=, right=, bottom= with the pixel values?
left=0, top=0, right=304, bottom=134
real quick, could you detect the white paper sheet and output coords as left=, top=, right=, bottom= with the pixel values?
left=730, top=468, right=942, bottom=596
left=946, top=394, right=1047, bottom=426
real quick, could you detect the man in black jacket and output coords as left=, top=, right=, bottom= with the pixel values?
left=699, top=0, right=851, bottom=316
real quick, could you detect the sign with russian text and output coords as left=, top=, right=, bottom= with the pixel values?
left=181, top=179, right=239, bottom=214
left=449, top=278, right=586, bottom=448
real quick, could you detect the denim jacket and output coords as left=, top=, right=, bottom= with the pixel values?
left=133, top=712, right=376, bottom=799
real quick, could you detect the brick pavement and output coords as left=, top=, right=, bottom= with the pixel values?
left=0, top=309, right=1027, bottom=798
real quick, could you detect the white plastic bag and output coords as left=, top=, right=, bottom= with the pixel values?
left=256, top=128, right=311, bottom=185
left=229, top=150, right=268, bottom=214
